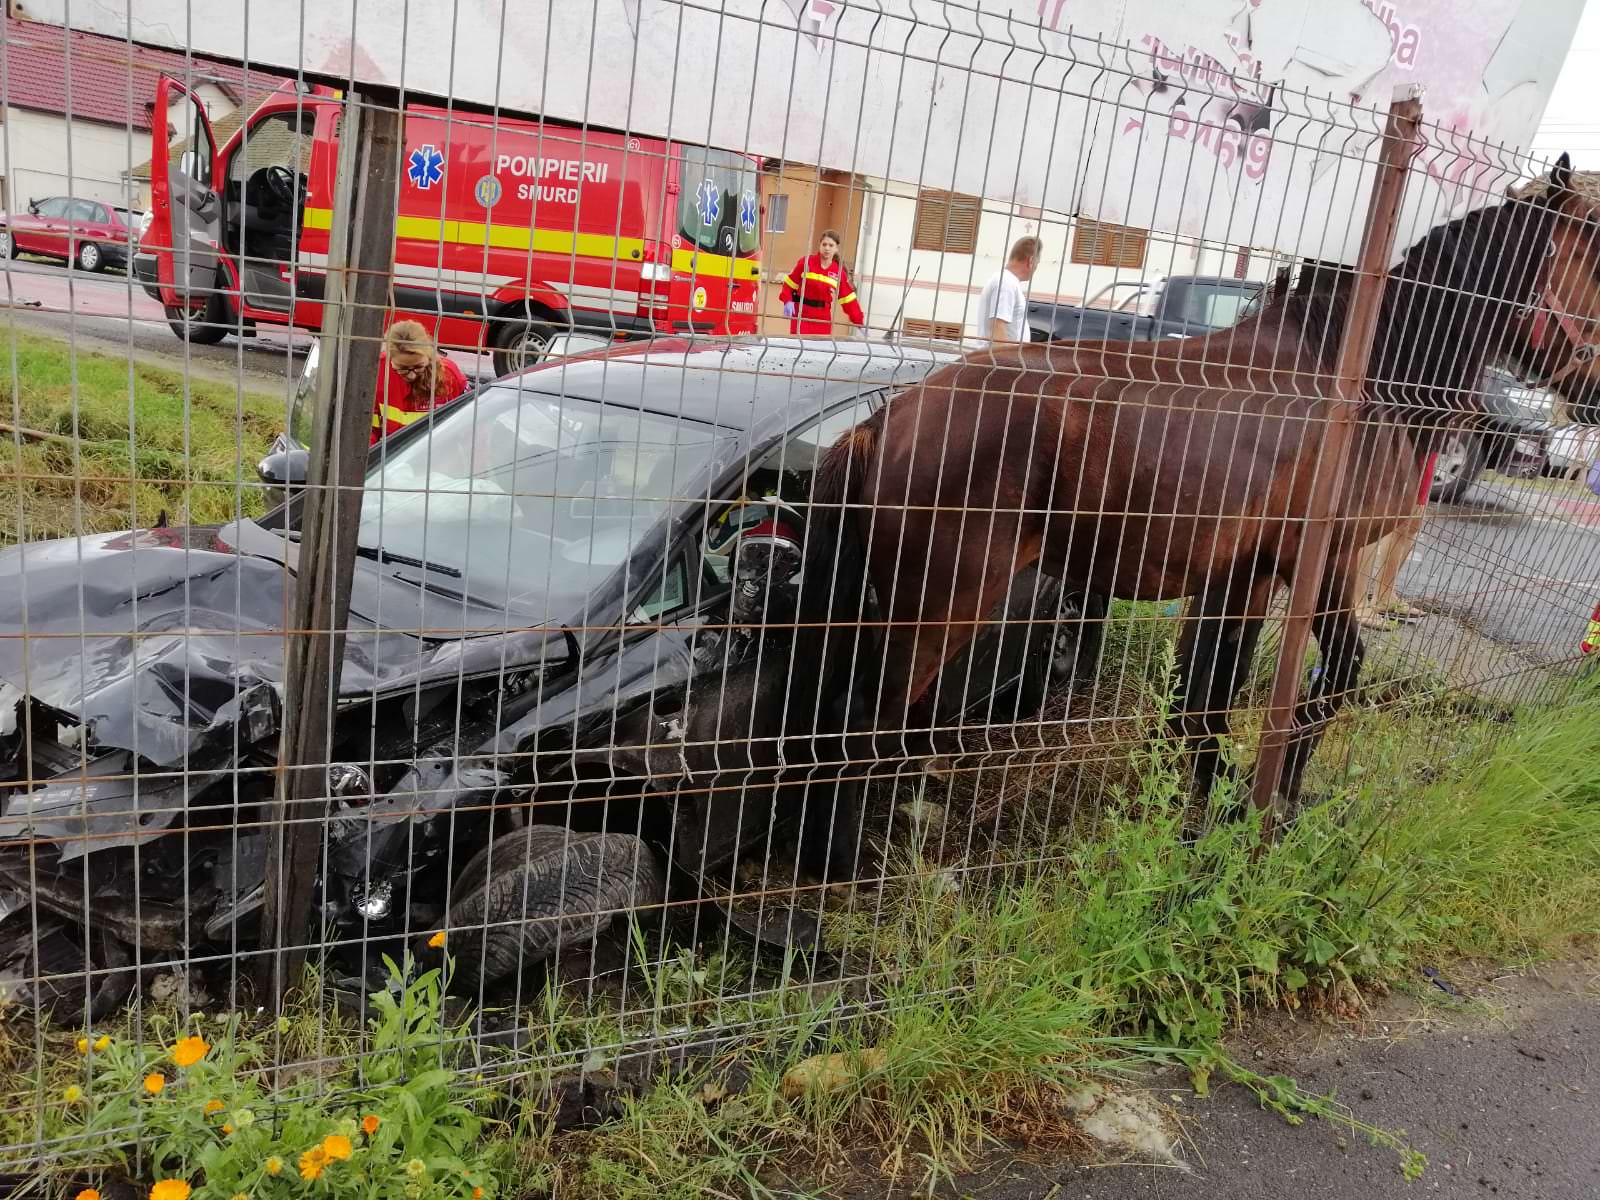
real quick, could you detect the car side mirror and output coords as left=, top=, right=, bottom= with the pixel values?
left=26, top=200, right=39, bottom=215
left=257, top=434, right=309, bottom=487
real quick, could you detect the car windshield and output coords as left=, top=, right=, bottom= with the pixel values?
left=357, top=382, right=730, bottom=616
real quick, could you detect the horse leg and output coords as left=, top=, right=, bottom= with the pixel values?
left=1169, top=570, right=1278, bottom=811
left=1276, top=566, right=1365, bottom=812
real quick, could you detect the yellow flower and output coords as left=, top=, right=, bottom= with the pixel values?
left=263, top=1156, right=283, bottom=1177
left=299, top=1147, right=327, bottom=1181
left=75, top=1189, right=100, bottom=1200
left=405, top=1158, right=427, bottom=1177
left=149, top=1182, right=192, bottom=1200
left=203, top=1099, right=225, bottom=1116
left=221, top=1123, right=234, bottom=1135
left=230, top=1194, right=249, bottom=1200
left=63, top=1085, right=83, bottom=1104
left=427, top=930, right=446, bottom=948
left=93, top=1035, right=110, bottom=1052
left=321, top=1133, right=353, bottom=1161
left=171, top=1036, right=210, bottom=1068
left=75, top=1037, right=89, bottom=1055
left=361, top=1113, right=380, bottom=1135
left=143, top=1073, right=165, bottom=1095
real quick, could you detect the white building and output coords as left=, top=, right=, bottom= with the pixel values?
left=0, top=12, right=266, bottom=214
left=850, top=179, right=1282, bottom=343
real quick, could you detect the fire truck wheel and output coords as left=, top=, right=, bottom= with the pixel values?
left=165, top=290, right=231, bottom=346
left=490, top=314, right=558, bottom=378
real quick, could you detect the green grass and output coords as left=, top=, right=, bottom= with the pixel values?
left=0, top=331, right=286, bottom=544
left=23, top=669, right=1596, bottom=1198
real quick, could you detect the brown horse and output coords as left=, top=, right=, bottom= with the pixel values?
left=791, top=155, right=1600, bottom=852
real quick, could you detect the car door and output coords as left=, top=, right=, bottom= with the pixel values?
left=65, top=199, right=103, bottom=258
left=17, top=197, right=69, bottom=256
left=148, top=75, right=222, bottom=308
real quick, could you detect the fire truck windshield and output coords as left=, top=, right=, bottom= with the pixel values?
left=677, top=146, right=760, bottom=258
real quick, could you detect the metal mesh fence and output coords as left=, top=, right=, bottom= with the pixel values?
left=2, top=1, right=1599, bottom=1191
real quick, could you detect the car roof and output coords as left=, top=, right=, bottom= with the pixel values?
left=499, top=336, right=964, bottom=431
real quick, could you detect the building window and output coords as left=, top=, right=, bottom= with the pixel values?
left=765, top=193, right=789, bottom=234
left=1071, top=217, right=1148, bottom=269
left=911, top=189, right=982, bottom=254
left=903, top=317, right=966, bottom=341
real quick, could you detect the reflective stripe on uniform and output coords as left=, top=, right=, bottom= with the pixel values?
left=803, top=272, right=839, bottom=288
left=838, top=292, right=857, bottom=305
left=782, top=274, right=799, bottom=289
left=374, top=404, right=428, bottom=430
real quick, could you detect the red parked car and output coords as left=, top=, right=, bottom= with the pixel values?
left=0, top=196, right=143, bottom=272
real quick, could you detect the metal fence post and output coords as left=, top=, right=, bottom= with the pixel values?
left=260, top=89, right=401, bottom=1004
left=1250, top=88, right=1425, bottom=821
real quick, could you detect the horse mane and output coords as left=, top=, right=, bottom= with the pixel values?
left=1256, top=188, right=1561, bottom=428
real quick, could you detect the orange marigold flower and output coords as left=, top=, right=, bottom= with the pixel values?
left=221, top=1123, right=234, bottom=1135
left=263, top=1156, right=283, bottom=1176
left=171, top=1036, right=210, bottom=1068
left=74, top=1189, right=100, bottom=1200
left=143, top=1073, right=165, bottom=1095
left=361, top=1114, right=380, bottom=1135
left=149, top=1182, right=191, bottom=1200
left=299, top=1147, right=327, bottom=1181
left=203, top=1099, right=225, bottom=1116
left=473, top=1188, right=484, bottom=1199
left=321, top=1133, right=353, bottom=1161
left=427, top=930, right=446, bottom=948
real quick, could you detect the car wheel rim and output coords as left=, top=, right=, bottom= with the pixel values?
left=0, top=233, right=9, bottom=255
left=509, top=328, right=551, bottom=371
left=1435, top=439, right=1467, bottom=482
left=80, top=245, right=99, bottom=269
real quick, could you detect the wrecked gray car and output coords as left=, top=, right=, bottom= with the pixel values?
left=0, top=337, right=1101, bottom=1022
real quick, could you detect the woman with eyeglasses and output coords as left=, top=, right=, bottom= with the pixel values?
left=372, top=319, right=470, bottom=444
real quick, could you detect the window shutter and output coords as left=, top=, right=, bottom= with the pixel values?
left=903, top=317, right=966, bottom=341
left=912, top=189, right=982, bottom=254
left=1071, top=218, right=1148, bottom=269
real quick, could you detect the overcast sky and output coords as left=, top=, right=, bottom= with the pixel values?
left=1533, top=0, right=1600, bottom=163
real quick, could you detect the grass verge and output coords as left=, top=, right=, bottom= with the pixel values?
left=0, top=330, right=285, bottom=544
left=12, top=669, right=1598, bottom=1198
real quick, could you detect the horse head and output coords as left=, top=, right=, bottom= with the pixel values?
left=1499, top=154, right=1600, bottom=425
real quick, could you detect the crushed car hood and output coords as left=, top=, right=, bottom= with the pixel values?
left=0, top=526, right=570, bottom=767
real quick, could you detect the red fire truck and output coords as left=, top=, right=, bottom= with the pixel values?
left=141, top=79, right=763, bottom=375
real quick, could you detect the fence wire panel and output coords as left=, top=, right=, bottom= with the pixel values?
left=1, top=0, right=1599, bottom=1192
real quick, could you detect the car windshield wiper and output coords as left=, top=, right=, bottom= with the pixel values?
left=353, top=544, right=463, bottom=578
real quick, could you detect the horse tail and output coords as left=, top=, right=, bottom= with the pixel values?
left=791, top=406, right=884, bottom=731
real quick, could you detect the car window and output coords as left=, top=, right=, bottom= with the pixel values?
left=762, top=394, right=878, bottom=476
left=35, top=198, right=70, bottom=218
left=67, top=200, right=101, bottom=222
left=231, top=109, right=315, bottom=185
left=630, top=556, right=689, bottom=624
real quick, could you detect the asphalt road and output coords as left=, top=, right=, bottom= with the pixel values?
left=852, top=962, right=1600, bottom=1200
left=0, top=254, right=313, bottom=392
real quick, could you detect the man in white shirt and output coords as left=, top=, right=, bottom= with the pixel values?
left=973, top=235, right=1042, bottom=347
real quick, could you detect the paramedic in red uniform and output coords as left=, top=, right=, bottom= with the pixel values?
left=372, top=319, right=470, bottom=443
left=778, top=229, right=865, bottom=336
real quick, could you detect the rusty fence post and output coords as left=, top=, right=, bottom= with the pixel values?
left=1250, top=87, right=1425, bottom=820
left=260, top=89, right=401, bottom=1004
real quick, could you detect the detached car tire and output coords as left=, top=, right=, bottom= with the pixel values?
left=1429, top=430, right=1485, bottom=505
left=437, top=826, right=664, bottom=987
